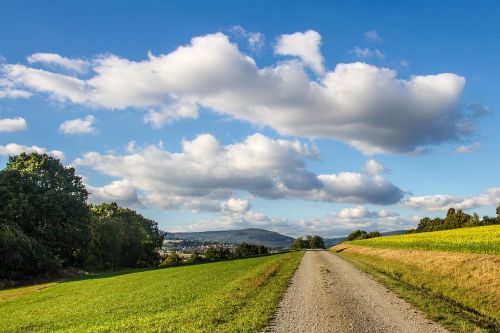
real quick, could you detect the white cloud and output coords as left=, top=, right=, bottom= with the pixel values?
left=220, top=198, right=250, bottom=213
left=351, top=47, right=385, bottom=60
left=403, top=187, right=500, bottom=211
left=87, top=179, right=141, bottom=207
left=173, top=206, right=416, bottom=238
left=2, top=31, right=469, bottom=154
left=364, top=30, right=383, bottom=43
left=275, top=30, right=325, bottom=74
left=59, top=115, right=97, bottom=134
left=364, top=159, right=387, bottom=176
left=0, top=143, right=65, bottom=160
left=453, top=141, right=480, bottom=154
left=74, top=133, right=404, bottom=212
left=229, top=25, right=265, bottom=52
left=0, top=78, right=32, bottom=99
left=27, top=53, right=89, bottom=73
left=0, top=117, right=27, bottom=132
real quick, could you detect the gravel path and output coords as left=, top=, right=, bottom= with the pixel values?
left=266, top=250, right=448, bottom=333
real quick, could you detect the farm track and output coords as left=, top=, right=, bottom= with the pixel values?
left=266, top=250, right=448, bottom=333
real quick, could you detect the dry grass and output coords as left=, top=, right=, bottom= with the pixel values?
left=332, top=244, right=500, bottom=332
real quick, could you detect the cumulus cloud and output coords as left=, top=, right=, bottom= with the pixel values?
left=364, top=30, right=383, bottom=43
left=1, top=31, right=470, bottom=154
left=275, top=30, right=324, bottom=74
left=74, top=134, right=404, bottom=212
left=59, top=115, right=97, bottom=134
left=0, top=117, right=27, bottom=132
left=403, top=187, right=500, bottom=211
left=173, top=206, right=416, bottom=238
left=87, top=179, right=142, bottom=207
left=27, top=53, right=89, bottom=73
left=220, top=198, right=250, bottom=213
left=0, top=143, right=64, bottom=160
left=351, top=47, right=385, bottom=60
left=453, top=141, right=480, bottom=154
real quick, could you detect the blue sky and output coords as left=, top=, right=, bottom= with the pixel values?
left=1, top=1, right=499, bottom=237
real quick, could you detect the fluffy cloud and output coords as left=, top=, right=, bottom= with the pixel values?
left=0, top=117, right=27, bottom=132
left=27, top=53, right=89, bottom=73
left=404, top=187, right=500, bottom=211
left=0, top=78, right=31, bottom=99
left=1, top=31, right=469, bottom=154
left=275, top=30, right=325, bottom=74
left=0, top=143, right=64, bottom=160
left=173, top=207, right=417, bottom=238
left=87, top=179, right=141, bottom=207
left=59, top=115, right=97, bottom=134
left=75, top=133, right=404, bottom=212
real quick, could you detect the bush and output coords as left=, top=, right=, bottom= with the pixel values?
left=204, top=247, right=231, bottom=260
left=159, top=253, right=181, bottom=267
left=0, top=224, right=59, bottom=280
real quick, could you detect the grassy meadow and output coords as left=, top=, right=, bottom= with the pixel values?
left=0, top=251, right=303, bottom=332
left=332, top=225, right=500, bottom=333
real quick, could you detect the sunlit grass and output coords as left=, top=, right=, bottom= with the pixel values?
left=345, top=225, right=500, bottom=254
left=0, top=252, right=303, bottom=332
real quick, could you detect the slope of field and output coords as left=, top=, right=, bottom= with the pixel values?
left=0, top=252, right=303, bottom=332
left=165, top=228, right=294, bottom=249
left=342, top=225, right=500, bottom=254
left=332, top=226, right=500, bottom=332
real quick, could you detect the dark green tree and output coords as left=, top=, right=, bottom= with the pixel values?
left=0, top=153, right=90, bottom=269
left=88, top=203, right=163, bottom=269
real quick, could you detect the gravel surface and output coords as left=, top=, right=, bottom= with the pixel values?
left=266, top=250, right=448, bottom=333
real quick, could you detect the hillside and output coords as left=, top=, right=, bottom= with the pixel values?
left=165, top=228, right=295, bottom=249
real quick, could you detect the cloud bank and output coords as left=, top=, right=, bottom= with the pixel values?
left=1, top=31, right=470, bottom=155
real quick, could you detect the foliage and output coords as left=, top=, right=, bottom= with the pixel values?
left=204, top=246, right=232, bottom=260
left=0, top=224, right=58, bottom=281
left=346, top=230, right=381, bottom=241
left=234, top=242, right=268, bottom=257
left=408, top=204, right=500, bottom=233
left=88, top=203, right=163, bottom=270
left=291, top=235, right=325, bottom=250
left=159, top=252, right=181, bottom=267
left=0, top=252, right=303, bottom=332
left=345, top=225, right=500, bottom=254
left=0, top=153, right=90, bottom=279
left=186, top=251, right=203, bottom=264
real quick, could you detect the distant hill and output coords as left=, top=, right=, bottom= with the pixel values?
left=165, top=228, right=295, bottom=249
left=324, top=230, right=408, bottom=247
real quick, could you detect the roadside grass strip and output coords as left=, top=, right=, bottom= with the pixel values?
left=332, top=244, right=499, bottom=333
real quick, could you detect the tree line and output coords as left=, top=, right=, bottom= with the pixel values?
left=346, top=230, right=381, bottom=241
left=408, top=206, right=500, bottom=233
left=0, top=153, right=163, bottom=284
left=290, top=235, right=325, bottom=250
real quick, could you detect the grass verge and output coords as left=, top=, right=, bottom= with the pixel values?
left=332, top=245, right=499, bottom=333
left=0, top=251, right=303, bottom=332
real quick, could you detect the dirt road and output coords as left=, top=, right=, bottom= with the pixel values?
left=266, top=250, right=448, bottom=333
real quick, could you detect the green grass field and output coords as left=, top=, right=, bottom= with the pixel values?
left=332, top=225, right=500, bottom=332
left=0, top=252, right=303, bottom=332
left=344, top=225, right=500, bottom=254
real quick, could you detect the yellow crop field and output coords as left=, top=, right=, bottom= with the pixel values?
left=345, top=225, right=500, bottom=254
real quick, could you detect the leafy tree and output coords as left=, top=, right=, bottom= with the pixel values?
left=159, top=252, right=181, bottom=267
left=0, top=153, right=90, bottom=269
left=308, top=235, right=325, bottom=249
left=291, top=237, right=308, bottom=250
left=346, top=230, right=381, bottom=241
left=186, top=251, right=203, bottom=264
left=234, top=242, right=268, bottom=257
left=204, top=247, right=231, bottom=260
left=88, top=203, right=163, bottom=269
